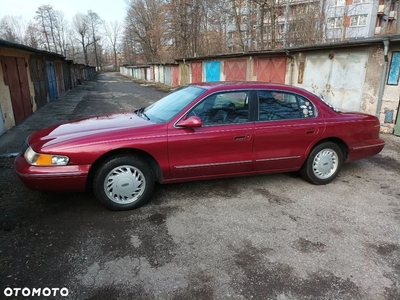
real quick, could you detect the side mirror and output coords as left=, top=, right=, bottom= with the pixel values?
left=176, top=116, right=202, bottom=128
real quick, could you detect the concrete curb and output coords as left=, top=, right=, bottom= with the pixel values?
left=0, top=152, right=18, bottom=158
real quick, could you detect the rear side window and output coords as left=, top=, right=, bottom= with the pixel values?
left=258, top=90, right=316, bottom=121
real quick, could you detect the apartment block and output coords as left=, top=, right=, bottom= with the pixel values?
left=326, top=0, right=399, bottom=42
left=227, top=0, right=399, bottom=51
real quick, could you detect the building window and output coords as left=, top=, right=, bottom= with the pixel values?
left=330, top=0, right=345, bottom=6
left=350, top=15, right=368, bottom=27
left=327, top=17, right=343, bottom=29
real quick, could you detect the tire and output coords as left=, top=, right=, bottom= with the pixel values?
left=300, top=142, right=343, bottom=185
left=93, top=155, right=154, bottom=211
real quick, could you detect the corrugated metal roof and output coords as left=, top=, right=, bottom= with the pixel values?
left=0, top=38, right=64, bottom=59
left=175, top=35, right=400, bottom=62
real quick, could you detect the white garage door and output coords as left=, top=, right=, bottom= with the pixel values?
left=303, top=52, right=368, bottom=111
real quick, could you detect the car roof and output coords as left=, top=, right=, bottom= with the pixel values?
left=190, top=81, right=302, bottom=92
left=188, top=81, right=321, bottom=101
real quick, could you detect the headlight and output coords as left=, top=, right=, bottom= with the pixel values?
left=24, top=146, right=69, bottom=166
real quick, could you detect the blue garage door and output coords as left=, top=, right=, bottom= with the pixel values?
left=205, top=61, right=220, bottom=82
left=46, top=61, right=58, bottom=101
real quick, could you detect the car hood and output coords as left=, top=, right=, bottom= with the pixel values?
left=28, top=112, right=159, bottom=151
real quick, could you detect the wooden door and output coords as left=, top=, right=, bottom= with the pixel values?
left=1, top=56, right=32, bottom=124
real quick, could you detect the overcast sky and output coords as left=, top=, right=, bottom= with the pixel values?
left=0, top=0, right=128, bottom=23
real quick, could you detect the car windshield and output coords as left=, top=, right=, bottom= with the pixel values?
left=139, top=86, right=206, bottom=123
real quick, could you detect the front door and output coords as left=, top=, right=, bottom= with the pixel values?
left=168, top=90, right=254, bottom=179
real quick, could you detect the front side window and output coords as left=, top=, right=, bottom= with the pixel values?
left=189, top=91, right=250, bottom=125
left=258, top=90, right=316, bottom=121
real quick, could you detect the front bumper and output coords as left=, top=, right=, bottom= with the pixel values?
left=14, top=154, right=90, bottom=191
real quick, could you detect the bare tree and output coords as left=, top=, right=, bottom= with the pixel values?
left=122, top=25, right=141, bottom=64
left=285, top=1, right=324, bottom=47
left=255, top=0, right=280, bottom=50
left=73, top=13, right=91, bottom=65
left=35, top=5, right=59, bottom=52
left=125, top=0, right=167, bottom=62
left=87, top=10, right=102, bottom=69
left=53, top=12, right=69, bottom=56
left=104, top=21, right=122, bottom=70
left=0, top=15, right=27, bottom=43
left=229, top=0, right=247, bottom=51
left=168, top=0, right=205, bottom=57
left=199, top=0, right=230, bottom=55
left=24, top=21, right=41, bottom=48
left=66, top=29, right=81, bottom=61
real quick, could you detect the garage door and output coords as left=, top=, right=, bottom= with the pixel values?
left=179, top=64, right=189, bottom=85
left=253, top=57, right=286, bottom=83
left=205, top=61, right=221, bottom=82
left=1, top=56, right=33, bottom=124
left=191, top=62, right=202, bottom=83
left=224, top=59, right=247, bottom=81
left=302, top=52, right=368, bottom=111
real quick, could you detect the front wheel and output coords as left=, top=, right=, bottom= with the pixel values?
left=300, top=142, right=343, bottom=185
left=93, top=155, right=154, bottom=210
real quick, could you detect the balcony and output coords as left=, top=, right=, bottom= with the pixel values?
left=389, top=11, right=397, bottom=19
left=377, top=5, right=385, bottom=15
left=375, top=26, right=382, bottom=35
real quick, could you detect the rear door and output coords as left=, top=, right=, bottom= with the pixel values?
left=253, top=90, right=325, bottom=172
left=168, top=90, right=255, bottom=179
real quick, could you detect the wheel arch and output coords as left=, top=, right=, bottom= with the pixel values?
left=308, top=137, right=349, bottom=162
left=86, top=148, right=162, bottom=191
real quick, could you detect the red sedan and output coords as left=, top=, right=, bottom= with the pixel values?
left=15, top=82, right=385, bottom=210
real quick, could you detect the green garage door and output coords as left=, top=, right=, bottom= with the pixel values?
left=394, top=106, right=400, bottom=136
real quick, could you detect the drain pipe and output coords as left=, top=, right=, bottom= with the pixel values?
left=376, top=39, right=389, bottom=117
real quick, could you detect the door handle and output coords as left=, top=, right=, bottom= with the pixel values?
left=234, top=135, right=245, bottom=140
left=305, top=128, right=318, bottom=135
left=234, top=134, right=251, bottom=140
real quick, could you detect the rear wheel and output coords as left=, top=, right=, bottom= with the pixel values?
left=93, top=155, right=154, bottom=210
left=300, top=142, right=343, bottom=185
